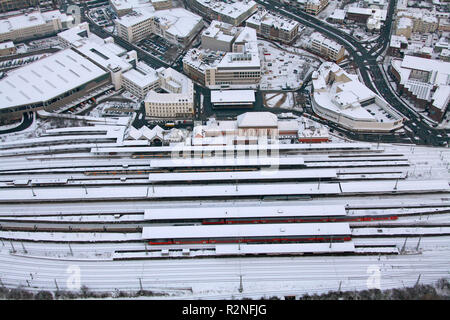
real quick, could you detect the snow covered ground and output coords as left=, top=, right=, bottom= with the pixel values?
left=259, top=40, right=320, bottom=90
left=0, top=120, right=448, bottom=298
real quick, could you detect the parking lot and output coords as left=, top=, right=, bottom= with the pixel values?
left=89, top=6, right=115, bottom=27
left=137, top=34, right=181, bottom=63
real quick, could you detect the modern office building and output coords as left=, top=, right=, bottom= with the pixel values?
left=115, top=7, right=203, bottom=46
left=0, top=10, right=72, bottom=42
left=144, top=67, right=194, bottom=118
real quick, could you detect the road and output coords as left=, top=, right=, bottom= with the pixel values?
left=257, top=0, right=450, bottom=147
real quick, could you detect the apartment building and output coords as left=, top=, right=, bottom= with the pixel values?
left=246, top=10, right=299, bottom=43
left=309, top=32, right=345, bottom=62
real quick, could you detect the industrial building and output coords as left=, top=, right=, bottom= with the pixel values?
left=0, top=24, right=138, bottom=119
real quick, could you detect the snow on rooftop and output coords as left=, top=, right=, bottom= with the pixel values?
left=312, top=62, right=396, bottom=122
left=0, top=48, right=107, bottom=110
left=432, top=85, right=450, bottom=112
left=144, top=204, right=346, bottom=220
left=194, top=0, right=257, bottom=20
left=0, top=10, right=66, bottom=34
left=142, top=222, right=351, bottom=240
left=237, top=112, right=278, bottom=127
left=211, top=90, right=255, bottom=103
left=246, top=10, right=299, bottom=32
left=123, top=62, right=158, bottom=88
left=0, top=41, right=14, bottom=49
left=153, top=8, right=203, bottom=38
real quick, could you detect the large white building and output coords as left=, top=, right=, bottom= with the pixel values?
left=115, top=7, right=203, bottom=46
left=0, top=25, right=139, bottom=119
left=144, top=67, right=194, bottom=118
left=122, top=61, right=159, bottom=99
left=0, top=10, right=73, bottom=42
left=201, top=20, right=239, bottom=52
left=186, top=0, right=257, bottom=26
left=311, top=62, right=404, bottom=132
left=183, top=26, right=261, bottom=88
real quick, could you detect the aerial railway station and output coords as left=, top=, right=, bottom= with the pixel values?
left=144, top=204, right=347, bottom=224
left=141, top=223, right=352, bottom=245
left=143, top=204, right=399, bottom=224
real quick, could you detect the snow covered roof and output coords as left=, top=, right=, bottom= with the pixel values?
left=122, top=64, right=158, bottom=88
left=202, top=20, right=237, bottom=44
left=246, top=10, right=299, bottom=32
left=111, top=0, right=153, bottom=11
left=74, top=40, right=132, bottom=73
left=211, top=90, right=255, bottom=104
left=0, top=10, right=67, bottom=34
left=0, top=41, right=14, bottom=49
left=142, top=222, right=351, bottom=240
left=312, top=62, right=396, bottom=123
left=193, top=0, right=257, bottom=20
left=144, top=204, right=345, bottom=220
left=237, top=112, right=278, bottom=128
left=432, top=85, right=450, bottom=112
left=153, top=8, right=202, bottom=38
left=115, top=6, right=155, bottom=27
left=0, top=48, right=107, bottom=110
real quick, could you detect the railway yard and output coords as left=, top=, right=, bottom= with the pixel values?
left=0, top=122, right=449, bottom=298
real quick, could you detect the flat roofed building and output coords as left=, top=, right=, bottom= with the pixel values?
left=0, top=10, right=71, bottom=42
left=211, top=89, right=255, bottom=108
left=207, top=27, right=261, bottom=88
left=122, top=61, right=159, bottom=99
left=58, top=22, right=90, bottom=48
left=184, top=26, right=260, bottom=89
left=186, top=0, right=258, bottom=26
left=109, top=0, right=153, bottom=17
left=0, top=40, right=15, bottom=55
left=201, top=20, right=238, bottom=52
left=0, top=47, right=110, bottom=119
left=144, top=67, right=194, bottom=118
left=246, top=9, right=299, bottom=43
left=153, top=8, right=203, bottom=46
left=115, top=7, right=203, bottom=46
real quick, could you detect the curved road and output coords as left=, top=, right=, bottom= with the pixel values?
left=258, top=0, right=449, bottom=146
